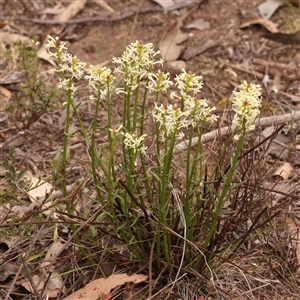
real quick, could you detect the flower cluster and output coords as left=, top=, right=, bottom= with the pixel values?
left=85, top=66, right=115, bottom=91
left=232, top=81, right=262, bottom=139
left=85, top=66, right=115, bottom=101
left=113, top=40, right=164, bottom=90
left=147, top=70, right=173, bottom=94
left=123, top=131, right=147, bottom=155
left=152, top=69, right=218, bottom=140
left=171, top=69, right=203, bottom=98
left=45, top=36, right=67, bottom=57
left=184, top=96, right=218, bottom=127
left=45, top=36, right=86, bottom=94
left=153, top=104, right=190, bottom=141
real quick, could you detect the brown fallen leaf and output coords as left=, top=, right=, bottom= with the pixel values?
left=159, top=19, right=189, bottom=61
left=63, top=273, right=148, bottom=300
left=0, top=71, right=26, bottom=84
left=20, top=273, right=66, bottom=298
left=1, top=31, right=34, bottom=44
left=41, top=241, right=65, bottom=268
left=37, top=45, right=56, bottom=66
left=25, top=171, right=53, bottom=204
left=159, top=7, right=197, bottom=61
left=240, top=18, right=278, bottom=33
left=182, top=39, right=218, bottom=61
left=0, top=261, right=21, bottom=282
left=54, top=0, right=87, bottom=22
left=263, top=30, right=300, bottom=45
left=185, top=18, right=210, bottom=31
left=0, top=86, right=12, bottom=98
left=273, top=162, right=293, bottom=180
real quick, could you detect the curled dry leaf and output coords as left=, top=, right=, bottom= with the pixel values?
left=159, top=19, right=189, bottom=61
left=159, top=6, right=197, bottom=62
left=63, top=273, right=148, bottom=300
left=185, top=18, right=210, bottom=31
left=273, top=162, right=293, bottom=180
left=37, top=45, right=56, bottom=66
left=182, top=38, right=218, bottom=60
left=240, top=18, right=278, bottom=33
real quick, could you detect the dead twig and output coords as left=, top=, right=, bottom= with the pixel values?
left=226, top=63, right=264, bottom=79
left=174, top=110, right=300, bottom=153
left=252, top=58, right=298, bottom=71
left=17, top=3, right=198, bottom=25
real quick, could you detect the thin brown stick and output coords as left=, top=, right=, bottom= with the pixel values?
left=21, top=254, right=43, bottom=300
left=252, top=58, right=298, bottom=71
left=226, top=63, right=264, bottom=79
left=17, top=3, right=197, bottom=25
left=174, top=110, right=300, bottom=153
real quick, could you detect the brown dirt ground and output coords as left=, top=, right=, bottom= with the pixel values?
left=0, top=0, right=300, bottom=299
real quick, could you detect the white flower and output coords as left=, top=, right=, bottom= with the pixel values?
left=123, top=132, right=147, bottom=154
left=59, top=53, right=86, bottom=79
left=147, top=70, right=173, bottom=93
left=184, top=96, right=218, bottom=126
left=232, top=81, right=262, bottom=139
left=112, top=40, right=164, bottom=87
left=153, top=104, right=190, bottom=140
left=109, top=125, right=123, bottom=136
left=57, top=78, right=77, bottom=93
left=45, top=36, right=67, bottom=59
left=173, top=69, right=203, bottom=97
left=85, top=66, right=115, bottom=91
left=45, top=35, right=86, bottom=90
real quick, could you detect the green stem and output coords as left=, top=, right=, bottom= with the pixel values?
left=90, top=89, right=104, bottom=204
left=62, top=87, right=72, bottom=198
left=159, top=129, right=177, bottom=267
left=140, top=78, right=150, bottom=136
left=204, top=124, right=246, bottom=249
left=132, top=76, right=140, bottom=132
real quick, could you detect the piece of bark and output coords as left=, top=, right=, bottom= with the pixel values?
left=263, top=30, right=300, bottom=45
